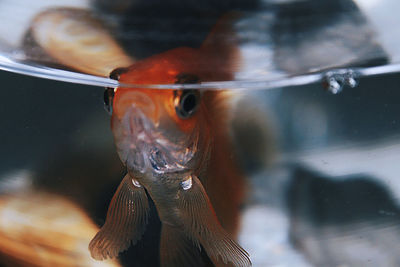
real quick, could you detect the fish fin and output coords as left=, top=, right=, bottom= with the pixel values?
left=177, top=175, right=251, bottom=267
left=200, top=12, right=241, bottom=77
left=201, top=12, right=240, bottom=51
left=89, top=173, right=149, bottom=260
left=160, top=224, right=206, bottom=267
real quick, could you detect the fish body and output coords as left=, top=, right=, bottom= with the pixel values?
left=90, top=22, right=251, bottom=266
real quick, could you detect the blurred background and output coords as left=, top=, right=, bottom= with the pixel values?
left=1, top=0, right=400, bottom=266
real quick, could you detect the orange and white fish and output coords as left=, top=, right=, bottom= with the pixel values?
left=90, top=21, right=251, bottom=267
left=32, top=9, right=251, bottom=267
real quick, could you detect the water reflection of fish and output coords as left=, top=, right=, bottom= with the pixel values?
left=31, top=8, right=134, bottom=76
left=287, top=165, right=400, bottom=267
left=32, top=8, right=251, bottom=267
left=89, top=22, right=251, bottom=267
left=0, top=191, right=120, bottom=267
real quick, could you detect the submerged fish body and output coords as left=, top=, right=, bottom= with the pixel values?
left=88, top=22, right=251, bottom=266
left=89, top=44, right=251, bottom=266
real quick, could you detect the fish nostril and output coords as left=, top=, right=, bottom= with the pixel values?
left=116, top=91, right=157, bottom=122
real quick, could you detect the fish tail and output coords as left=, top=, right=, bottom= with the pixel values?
left=177, top=175, right=251, bottom=267
left=160, top=223, right=206, bottom=267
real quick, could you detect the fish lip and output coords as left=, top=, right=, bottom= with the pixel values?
left=115, top=106, right=199, bottom=176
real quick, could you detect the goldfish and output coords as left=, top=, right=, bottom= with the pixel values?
left=31, top=8, right=251, bottom=267
left=90, top=22, right=251, bottom=267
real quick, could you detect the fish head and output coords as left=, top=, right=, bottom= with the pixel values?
left=110, top=48, right=211, bottom=177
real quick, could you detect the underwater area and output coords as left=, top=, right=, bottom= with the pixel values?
left=1, top=0, right=400, bottom=266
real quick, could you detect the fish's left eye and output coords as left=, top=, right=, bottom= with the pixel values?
left=174, top=73, right=201, bottom=119
left=103, top=87, right=114, bottom=115
left=174, top=90, right=201, bottom=119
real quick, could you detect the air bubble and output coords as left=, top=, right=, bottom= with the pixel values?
left=345, top=75, right=358, bottom=88
left=325, top=76, right=343, bottom=94
left=323, top=69, right=359, bottom=94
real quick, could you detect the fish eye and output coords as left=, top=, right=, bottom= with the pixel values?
left=174, top=73, right=201, bottom=119
left=104, top=68, right=129, bottom=115
left=174, top=90, right=201, bottom=119
left=103, top=87, right=114, bottom=115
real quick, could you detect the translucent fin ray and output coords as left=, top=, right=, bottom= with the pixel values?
left=89, top=173, right=149, bottom=260
left=177, top=175, right=251, bottom=267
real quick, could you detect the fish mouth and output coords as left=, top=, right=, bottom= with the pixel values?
left=113, top=106, right=199, bottom=175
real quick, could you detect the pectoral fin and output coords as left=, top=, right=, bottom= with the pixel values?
left=89, top=174, right=149, bottom=260
left=177, top=175, right=251, bottom=267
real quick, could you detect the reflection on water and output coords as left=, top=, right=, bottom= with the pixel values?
left=0, top=0, right=400, bottom=266
left=272, top=0, right=387, bottom=75
left=288, top=166, right=400, bottom=267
